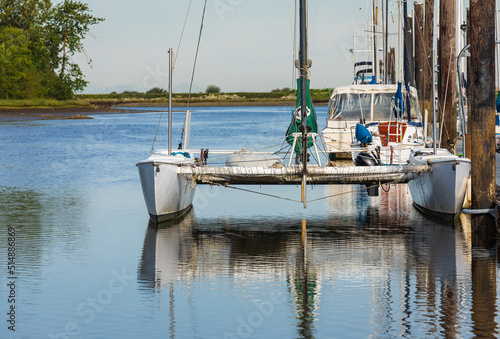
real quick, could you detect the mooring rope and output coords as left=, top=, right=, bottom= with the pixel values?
left=207, top=183, right=302, bottom=203
left=202, top=178, right=400, bottom=205
left=306, top=181, right=398, bottom=203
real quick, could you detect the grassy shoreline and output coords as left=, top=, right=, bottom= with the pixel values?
left=0, top=91, right=330, bottom=121
left=0, top=98, right=93, bottom=109
left=0, top=89, right=331, bottom=110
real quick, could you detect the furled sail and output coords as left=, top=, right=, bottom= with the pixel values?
left=285, top=78, right=318, bottom=154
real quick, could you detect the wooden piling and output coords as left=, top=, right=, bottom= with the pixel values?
left=467, top=8, right=472, bottom=134
left=438, top=0, right=457, bottom=152
left=469, top=0, right=496, bottom=236
left=423, top=0, right=434, bottom=128
left=414, top=2, right=425, bottom=105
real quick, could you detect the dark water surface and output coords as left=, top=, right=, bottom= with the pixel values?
left=0, top=107, right=498, bottom=338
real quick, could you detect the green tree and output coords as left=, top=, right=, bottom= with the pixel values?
left=47, top=0, right=104, bottom=97
left=206, top=85, right=221, bottom=94
left=147, top=87, right=167, bottom=94
left=271, top=87, right=291, bottom=93
left=0, top=0, right=104, bottom=99
left=0, top=0, right=52, bottom=30
left=0, top=26, right=43, bottom=99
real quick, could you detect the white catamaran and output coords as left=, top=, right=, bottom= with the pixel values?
left=136, top=0, right=468, bottom=223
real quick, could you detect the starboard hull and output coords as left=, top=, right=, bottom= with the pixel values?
left=137, top=152, right=196, bottom=223
left=408, top=150, right=470, bottom=221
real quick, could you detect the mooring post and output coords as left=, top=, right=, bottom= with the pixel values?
left=470, top=0, right=496, bottom=240
left=423, top=0, right=434, bottom=132
left=414, top=2, right=425, bottom=107
left=438, top=0, right=457, bottom=152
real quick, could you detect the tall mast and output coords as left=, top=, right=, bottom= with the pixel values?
left=403, top=0, right=411, bottom=122
left=168, top=48, right=173, bottom=156
left=299, top=0, right=308, bottom=208
left=384, top=0, right=388, bottom=83
left=372, top=0, right=379, bottom=83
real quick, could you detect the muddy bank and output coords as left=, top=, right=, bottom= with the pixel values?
left=0, top=104, right=142, bottom=122
left=0, top=99, right=327, bottom=122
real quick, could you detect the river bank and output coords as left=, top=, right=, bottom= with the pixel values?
left=0, top=97, right=328, bottom=121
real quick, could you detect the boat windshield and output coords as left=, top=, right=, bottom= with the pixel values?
left=329, top=92, right=371, bottom=121
left=372, top=93, right=394, bottom=120
left=372, top=92, right=419, bottom=121
left=330, top=90, right=419, bottom=122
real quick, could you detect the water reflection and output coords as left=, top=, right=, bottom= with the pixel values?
left=0, top=186, right=88, bottom=274
left=291, top=220, right=317, bottom=338
left=137, top=186, right=498, bottom=338
left=471, top=245, right=498, bottom=337
left=138, top=210, right=195, bottom=289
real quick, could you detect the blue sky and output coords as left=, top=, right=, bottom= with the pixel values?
left=64, top=0, right=376, bottom=94
left=67, top=0, right=471, bottom=94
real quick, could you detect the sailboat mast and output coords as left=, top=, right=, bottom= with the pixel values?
left=403, top=0, right=411, bottom=122
left=299, top=0, right=308, bottom=168
left=168, top=48, right=173, bottom=156
left=384, top=0, right=388, bottom=83
left=299, top=0, right=308, bottom=207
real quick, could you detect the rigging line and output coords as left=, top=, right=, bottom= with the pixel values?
left=208, top=183, right=302, bottom=204
left=439, top=47, right=453, bottom=148
left=150, top=104, right=165, bottom=153
left=180, top=0, right=208, bottom=147
left=151, top=1, right=192, bottom=152
left=311, top=0, right=318, bottom=61
left=150, top=70, right=171, bottom=152
left=175, top=0, right=192, bottom=68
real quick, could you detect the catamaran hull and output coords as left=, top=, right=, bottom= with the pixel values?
left=137, top=159, right=196, bottom=223
left=408, top=156, right=470, bottom=221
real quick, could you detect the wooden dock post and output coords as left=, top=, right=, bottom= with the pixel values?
left=423, top=0, right=434, bottom=133
left=470, top=0, right=496, bottom=239
left=438, top=0, right=457, bottom=152
left=414, top=2, right=425, bottom=106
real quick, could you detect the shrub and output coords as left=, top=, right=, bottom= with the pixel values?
left=206, top=85, right=221, bottom=94
left=271, top=87, right=291, bottom=93
left=147, top=87, right=166, bottom=94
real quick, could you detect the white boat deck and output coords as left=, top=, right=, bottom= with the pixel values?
left=178, top=164, right=429, bottom=185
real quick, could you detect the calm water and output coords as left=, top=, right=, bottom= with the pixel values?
left=0, top=106, right=498, bottom=338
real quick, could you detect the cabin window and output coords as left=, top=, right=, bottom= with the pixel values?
left=372, top=92, right=419, bottom=121
left=372, top=93, right=394, bottom=120
left=330, top=93, right=371, bottom=121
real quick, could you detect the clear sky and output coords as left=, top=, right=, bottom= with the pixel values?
left=61, top=0, right=378, bottom=94
left=64, top=0, right=467, bottom=94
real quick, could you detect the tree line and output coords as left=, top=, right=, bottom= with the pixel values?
left=0, top=0, right=103, bottom=100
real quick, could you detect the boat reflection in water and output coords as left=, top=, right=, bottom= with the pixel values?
left=137, top=186, right=498, bottom=338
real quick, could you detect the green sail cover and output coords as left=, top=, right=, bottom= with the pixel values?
left=285, top=79, right=318, bottom=154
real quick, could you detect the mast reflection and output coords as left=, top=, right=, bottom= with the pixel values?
left=136, top=193, right=498, bottom=337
